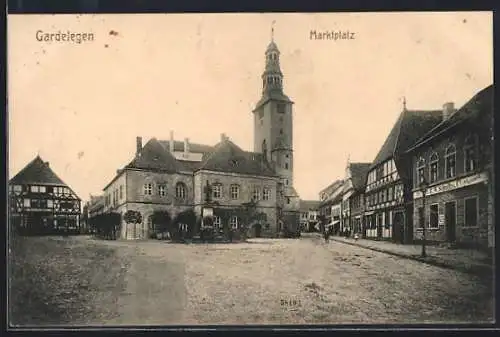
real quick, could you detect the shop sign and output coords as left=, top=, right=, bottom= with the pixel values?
left=413, top=172, right=488, bottom=199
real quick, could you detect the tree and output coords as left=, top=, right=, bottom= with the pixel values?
left=90, top=212, right=121, bottom=240
left=173, top=209, right=196, bottom=242
left=124, top=210, right=142, bottom=225
left=151, top=210, right=171, bottom=239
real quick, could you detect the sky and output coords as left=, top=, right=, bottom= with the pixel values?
left=8, top=12, right=493, bottom=203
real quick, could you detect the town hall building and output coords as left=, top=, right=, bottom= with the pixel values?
left=97, top=33, right=301, bottom=240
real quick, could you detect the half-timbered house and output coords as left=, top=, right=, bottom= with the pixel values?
left=9, top=155, right=82, bottom=235
left=364, top=106, right=443, bottom=243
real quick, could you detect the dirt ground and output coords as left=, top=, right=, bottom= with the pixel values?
left=9, top=235, right=494, bottom=326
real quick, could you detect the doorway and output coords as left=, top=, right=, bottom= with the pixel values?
left=445, top=201, right=456, bottom=243
left=255, top=223, right=262, bottom=238
left=393, top=211, right=405, bottom=243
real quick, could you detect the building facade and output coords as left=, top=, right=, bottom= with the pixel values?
left=364, top=107, right=443, bottom=243
left=99, top=34, right=300, bottom=240
left=9, top=155, right=82, bottom=235
left=341, top=162, right=371, bottom=236
left=407, top=85, right=493, bottom=251
left=299, top=200, right=320, bottom=232
left=318, top=180, right=345, bottom=234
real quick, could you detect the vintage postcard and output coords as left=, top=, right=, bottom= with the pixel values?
left=7, top=11, right=494, bottom=328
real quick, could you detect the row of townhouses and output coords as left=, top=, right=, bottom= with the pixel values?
left=318, top=85, right=493, bottom=251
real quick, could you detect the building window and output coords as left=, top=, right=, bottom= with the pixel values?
left=286, top=197, right=291, bottom=204
left=388, top=187, right=393, bottom=201
left=230, top=184, right=240, bottom=200
left=13, top=185, right=22, bottom=192
left=445, top=144, right=456, bottom=179
left=277, top=103, right=286, bottom=114
left=464, top=135, right=477, bottom=173
left=262, top=140, right=267, bottom=160
left=213, top=216, right=222, bottom=229
left=212, top=184, right=222, bottom=199
left=284, top=162, right=289, bottom=169
left=285, top=179, right=289, bottom=186
left=394, top=184, right=403, bottom=201
left=47, top=200, right=53, bottom=208
left=176, top=182, right=187, bottom=199
left=158, top=184, right=166, bottom=197
left=263, top=188, right=271, bottom=201
left=429, top=153, right=439, bottom=183
left=417, top=157, right=426, bottom=185
left=230, top=216, right=239, bottom=229
left=464, top=197, right=478, bottom=227
left=23, top=198, right=30, bottom=207
left=429, top=204, right=439, bottom=228
left=252, top=187, right=261, bottom=201
left=119, top=185, right=123, bottom=199
left=143, top=183, right=153, bottom=195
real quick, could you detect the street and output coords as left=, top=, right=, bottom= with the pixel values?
left=10, top=235, right=494, bottom=326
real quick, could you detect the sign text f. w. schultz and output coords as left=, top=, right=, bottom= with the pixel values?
left=413, top=172, right=488, bottom=199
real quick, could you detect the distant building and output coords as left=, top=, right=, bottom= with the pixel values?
left=99, top=34, right=301, bottom=240
left=318, top=180, right=345, bottom=233
left=406, top=85, right=493, bottom=250
left=364, top=105, right=443, bottom=243
left=299, top=200, right=321, bottom=232
left=87, top=194, right=105, bottom=218
left=9, top=155, right=82, bottom=235
left=341, top=162, right=371, bottom=236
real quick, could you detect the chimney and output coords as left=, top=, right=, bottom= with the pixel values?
left=442, top=102, right=455, bottom=121
left=136, top=136, right=142, bottom=156
left=45, top=161, right=49, bottom=167
left=184, top=138, right=190, bottom=155
left=221, top=133, right=227, bottom=142
left=169, top=130, right=174, bottom=152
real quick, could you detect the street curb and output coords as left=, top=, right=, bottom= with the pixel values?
left=330, top=237, right=493, bottom=277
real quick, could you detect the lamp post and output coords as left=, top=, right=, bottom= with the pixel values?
left=419, top=178, right=428, bottom=258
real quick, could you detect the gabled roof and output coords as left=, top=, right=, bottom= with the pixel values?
left=197, top=138, right=277, bottom=177
left=371, top=109, right=443, bottom=169
left=349, top=162, right=371, bottom=191
left=408, top=84, right=493, bottom=152
left=126, top=138, right=179, bottom=172
left=299, top=200, right=321, bottom=211
left=319, top=179, right=345, bottom=207
left=319, top=179, right=343, bottom=196
left=10, top=155, right=66, bottom=186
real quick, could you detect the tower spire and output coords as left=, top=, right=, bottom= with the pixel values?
left=271, top=20, right=275, bottom=42
left=402, top=96, right=407, bottom=111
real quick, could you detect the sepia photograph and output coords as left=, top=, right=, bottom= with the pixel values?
left=7, top=10, right=494, bottom=327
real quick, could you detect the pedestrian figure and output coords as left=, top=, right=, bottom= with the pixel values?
left=324, top=227, right=331, bottom=243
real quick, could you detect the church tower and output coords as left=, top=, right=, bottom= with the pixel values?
left=253, top=23, right=300, bottom=228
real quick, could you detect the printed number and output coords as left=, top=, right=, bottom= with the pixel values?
left=280, top=298, right=301, bottom=306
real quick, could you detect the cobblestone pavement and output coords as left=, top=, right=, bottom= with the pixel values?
left=10, top=236, right=494, bottom=326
